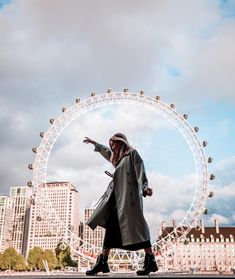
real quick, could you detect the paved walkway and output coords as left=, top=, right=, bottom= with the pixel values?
left=1, top=271, right=235, bottom=278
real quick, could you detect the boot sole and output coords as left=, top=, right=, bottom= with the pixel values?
left=136, top=267, right=158, bottom=276
left=86, top=269, right=110, bottom=276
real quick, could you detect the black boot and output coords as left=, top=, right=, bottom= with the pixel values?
left=136, top=253, right=158, bottom=276
left=86, top=254, right=110, bottom=275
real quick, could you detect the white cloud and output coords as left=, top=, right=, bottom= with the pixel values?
left=0, top=0, right=235, bottom=238
left=209, top=214, right=229, bottom=225
left=212, top=155, right=235, bottom=185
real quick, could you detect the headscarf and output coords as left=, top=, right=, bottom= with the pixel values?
left=109, top=133, right=133, bottom=166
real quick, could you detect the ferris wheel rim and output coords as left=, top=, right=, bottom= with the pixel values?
left=31, top=90, right=209, bottom=259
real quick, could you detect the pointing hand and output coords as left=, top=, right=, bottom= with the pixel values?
left=83, top=137, right=96, bottom=145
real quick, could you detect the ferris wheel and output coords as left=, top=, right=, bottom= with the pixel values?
left=28, top=89, right=215, bottom=269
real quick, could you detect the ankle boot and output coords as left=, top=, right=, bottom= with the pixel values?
left=136, top=253, right=158, bottom=275
left=86, top=254, right=110, bottom=275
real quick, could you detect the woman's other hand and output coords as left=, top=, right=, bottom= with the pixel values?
left=143, top=187, right=153, bottom=197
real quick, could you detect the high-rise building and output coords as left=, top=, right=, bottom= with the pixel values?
left=26, top=182, right=79, bottom=256
left=82, top=208, right=105, bottom=256
left=10, top=187, right=32, bottom=256
left=0, top=196, right=13, bottom=252
left=157, top=219, right=235, bottom=272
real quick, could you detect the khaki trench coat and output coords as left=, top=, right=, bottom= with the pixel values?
left=87, top=143, right=151, bottom=246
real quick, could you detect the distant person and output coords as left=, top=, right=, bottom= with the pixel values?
left=83, top=133, right=158, bottom=276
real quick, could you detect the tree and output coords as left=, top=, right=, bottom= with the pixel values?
left=13, top=254, right=26, bottom=271
left=0, top=253, right=3, bottom=270
left=42, top=249, right=57, bottom=271
left=27, top=246, right=44, bottom=271
left=55, top=242, right=77, bottom=269
left=0, top=247, right=26, bottom=271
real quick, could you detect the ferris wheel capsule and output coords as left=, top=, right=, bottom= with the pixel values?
left=208, top=191, right=214, bottom=198
left=28, top=164, right=34, bottom=170
left=40, top=132, right=45, bottom=138
left=203, top=208, right=209, bottom=215
left=156, top=96, right=160, bottom=101
left=76, top=98, right=80, bottom=103
left=107, top=88, right=112, bottom=93
left=183, top=114, right=188, bottom=120
left=62, top=107, right=67, bottom=113
left=30, top=198, right=35, bottom=205
left=123, top=88, right=128, bottom=92
left=208, top=157, right=213, bottom=163
left=210, top=174, right=215, bottom=180
left=60, top=242, right=67, bottom=250
left=36, top=215, right=42, bottom=221
left=202, top=141, right=207, bottom=147
left=27, top=181, right=33, bottom=187
left=194, top=127, right=199, bottom=132
left=49, top=118, right=54, bottom=124
left=32, top=147, right=37, bottom=153
left=91, top=92, right=96, bottom=97
left=170, top=104, right=175, bottom=109
left=140, top=90, right=144, bottom=95
left=184, top=239, right=190, bottom=245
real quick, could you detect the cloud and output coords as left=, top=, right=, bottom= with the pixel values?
left=209, top=213, right=229, bottom=225
left=1, top=0, right=234, bottom=106
left=212, top=155, right=235, bottom=185
left=0, top=1, right=235, bottom=239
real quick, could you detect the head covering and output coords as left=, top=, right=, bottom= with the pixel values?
left=109, top=133, right=133, bottom=166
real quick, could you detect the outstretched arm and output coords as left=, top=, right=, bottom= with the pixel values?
left=83, top=137, right=111, bottom=162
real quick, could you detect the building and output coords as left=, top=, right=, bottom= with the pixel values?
left=0, top=196, right=13, bottom=252
left=82, top=208, right=105, bottom=257
left=157, top=219, right=235, bottom=272
left=26, top=182, right=79, bottom=256
left=10, top=187, right=32, bottom=256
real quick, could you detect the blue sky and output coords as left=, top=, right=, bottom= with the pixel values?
left=0, top=0, right=12, bottom=10
left=0, top=0, right=235, bottom=238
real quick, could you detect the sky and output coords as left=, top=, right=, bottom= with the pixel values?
left=0, top=0, right=235, bottom=242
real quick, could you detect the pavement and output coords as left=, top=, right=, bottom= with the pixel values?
left=1, top=271, right=235, bottom=279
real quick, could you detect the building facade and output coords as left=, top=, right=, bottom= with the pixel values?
left=158, top=219, right=235, bottom=273
left=26, top=182, right=79, bottom=256
left=82, top=208, right=105, bottom=257
left=10, top=187, right=32, bottom=256
left=0, top=196, right=13, bottom=252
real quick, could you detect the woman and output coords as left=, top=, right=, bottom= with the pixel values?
left=83, top=133, right=158, bottom=276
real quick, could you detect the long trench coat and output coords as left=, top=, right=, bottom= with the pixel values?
left=86, top=143, right=151, bottom=246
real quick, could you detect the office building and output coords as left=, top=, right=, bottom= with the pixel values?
left=0, top=196, right=13, bottom=252
left=10, top=187, right=32, bottom=256
left=27, top=182, right=79, bottom=255
left=82, top=208, right=105, bottom=256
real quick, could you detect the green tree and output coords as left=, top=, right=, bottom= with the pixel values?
left=42, top=249, right=57, bottom=271
left=27, top=246, right=44, bottom=271
left=55, top=242, right=77, bottom=269
left=0, top=253, right=3, bottom=270
left=13, top=254, right=26, bottom=271
left=0, top=247, right=26, bottom=271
